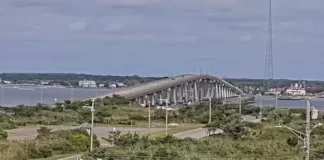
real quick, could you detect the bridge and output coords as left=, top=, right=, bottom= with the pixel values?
left=98, top=74, right=245, bottom=106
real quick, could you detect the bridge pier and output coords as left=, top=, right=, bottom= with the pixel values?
left=215, top=83, right=219, bottom=99
left=194, top=81, right=199, bottom=102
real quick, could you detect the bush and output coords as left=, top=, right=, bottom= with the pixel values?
left=245, top=122, right=263, bottom=130
left=153, top=147, right=180, bottom=160
left=0, top=130, right=8, bottom=140
left=129, top=115, right=147, bottom=121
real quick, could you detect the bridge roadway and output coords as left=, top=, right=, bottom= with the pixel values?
left=97, top=74, right=244, bottom=105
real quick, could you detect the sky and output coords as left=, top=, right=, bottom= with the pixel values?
left=0, top=0, right=324, bottom=80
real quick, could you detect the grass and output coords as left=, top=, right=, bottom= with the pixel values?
left=149, top=123, right=204, bottom=138
left=30, top=153, right=79, bottom=160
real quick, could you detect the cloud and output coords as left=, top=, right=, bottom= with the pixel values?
left=239, top=33, right=252, bottom=41
left=1, top=0, right=324, bottom=44
left=69, top=22, right=87, bottom=31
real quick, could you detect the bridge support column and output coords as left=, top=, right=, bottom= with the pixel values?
left=159, top=91, right=163, bottom=105
left=219, top=85, right=223, bottom=99
left=185, top=83, right=188, bottom=103
left=215, top=83, right=219, bottom=99
left=173, top=87, right=177, bottom=104
left=152, top=93, right=156, bottom=106
left=210, top=83, right=214, bottom=98
left=167, top=88, right=171, bottom=104
left=178, top=85, right=182, bottom=103
left=143, top=95, right=148, bottom=106
left=194, top=81, right=199, bottom=102
left=190, top=83, right=194, bottom=102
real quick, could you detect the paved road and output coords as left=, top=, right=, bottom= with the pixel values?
left=173, top=128, right=223, bottom=139
left=58, top=155, right=82, bottom=160
left=6, top=125, right=165, bottom=146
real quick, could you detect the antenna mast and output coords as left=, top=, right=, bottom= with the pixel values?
left=264, top=0, right=273, bottom=92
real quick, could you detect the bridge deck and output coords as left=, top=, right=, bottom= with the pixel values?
left=98, top=74, right=242, bottom=100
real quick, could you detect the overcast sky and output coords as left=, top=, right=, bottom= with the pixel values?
left=0, top=0, right=324, bottom=79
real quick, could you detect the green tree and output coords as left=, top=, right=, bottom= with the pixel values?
left=36, top=127, right=51, bottom=138
left=287, top=136, right=298, bottom=147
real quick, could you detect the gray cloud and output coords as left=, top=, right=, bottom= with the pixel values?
left=2, top=0, right=324, bottom=43
left=1, top=0, right=324, bottom=78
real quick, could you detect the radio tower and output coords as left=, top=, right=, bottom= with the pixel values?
left=264, top=0, right=273, bottom=92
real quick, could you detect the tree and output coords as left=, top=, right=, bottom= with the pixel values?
left=287, top=136, right=298, bottom=147
left=36, top=127, right=51, bottom=138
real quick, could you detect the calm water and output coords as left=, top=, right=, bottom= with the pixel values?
left=2, top=85, right=324, bottom=109
left=254, top=96, right=324, bottom=110
left=0, top=85, right=112, bottom=107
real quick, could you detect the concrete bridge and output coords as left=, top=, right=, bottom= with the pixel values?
left=98, top=74, right=245, bottom=106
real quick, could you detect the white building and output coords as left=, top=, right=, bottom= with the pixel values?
left=116, top=82, right=126, bottom=88
left=108, top=84, right=117, bottom=88
left=98, top=84, right=105, bottom=88
left=78, top=80, right=97, bottom=88
left=286, top=83, right=306, bottom=95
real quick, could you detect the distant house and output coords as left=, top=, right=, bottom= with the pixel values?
left=116, top=82, right=126, bottom=88
left=3, top=80, right=11, bottom=84
left=286, top=83, right=306, bottom=95
left=108, top=84, right=117, bottom=88
left=40, top=81, right=50, bottom=85
left=78, top=79, right=97, bottom=88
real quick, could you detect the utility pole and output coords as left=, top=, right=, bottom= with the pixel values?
left=305, top=99, right=311, bottom=160
left=276, top=99, right=322, bottom=160
left=159, top=98, right=169, bottom=136
left=259, top=94, right=263, bottom=122
left=0, top=85, right=3, bottom=106
left=239, top=95, right=242, bottom=115
left=275, top=93, right=278, bottom=110
left=208, top=97, right=211, bottom=124
left=148, top=100, right=151, bottom=135
left=90, top=99, right=95, bottom=152
left=40, top=86, right=43, bottom=104
left=165, top=100, right=168, bottom=136
left=66, top=81, right=74, bottom=102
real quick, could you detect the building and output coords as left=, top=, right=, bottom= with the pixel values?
left=116, top=82, right=126, bottom=88
left=268, top=88, right=284, bottom=95
left=78, top=80, right=97, bottom=88
left=40, top=81, right=50, bottom=85
left=286, top=83, right=306, bottom=95
left=108, top=84, right=117, bottom=88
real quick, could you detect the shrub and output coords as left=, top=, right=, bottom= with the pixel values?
left=153, top=147, right=180, bottom=160
left=0, top=130, right=8, bottom=140
left=129, top=115, right=147, bottom=121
